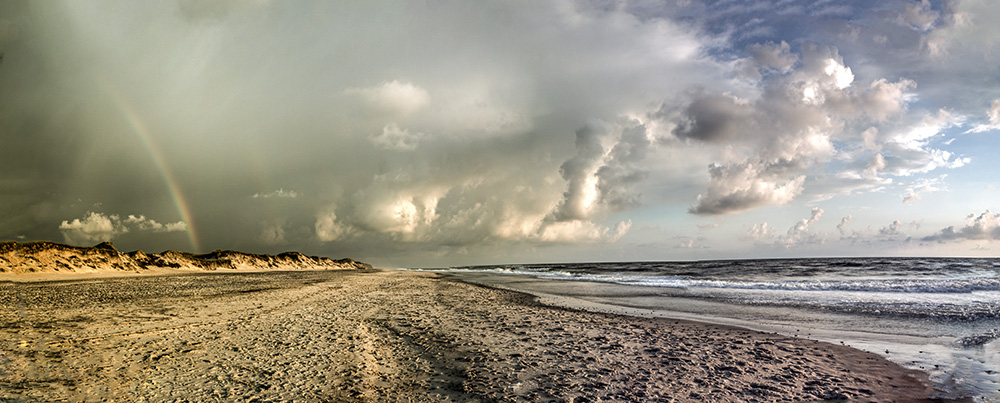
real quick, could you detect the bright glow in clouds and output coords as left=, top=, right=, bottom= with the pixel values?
left=346, top=80, right=430, bottom=118
left=2, top=1, right=1000, bottom=266
left=824, top=58, right=854, bottom=90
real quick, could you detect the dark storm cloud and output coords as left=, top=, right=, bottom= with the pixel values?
left=0, top=1, right=164, bottom=244
left=0, top=0, right=728, bottom=263
left=4, top=0, right=1000, bottom=265
left=672, top=91, right=754, bottom=143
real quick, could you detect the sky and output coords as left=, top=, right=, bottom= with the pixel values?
left=2, top=0, right=1000, bottom=268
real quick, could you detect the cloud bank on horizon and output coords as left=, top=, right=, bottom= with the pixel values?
left=1, top=0, right=999, bottom=266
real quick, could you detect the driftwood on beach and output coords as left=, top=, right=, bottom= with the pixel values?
left=0, top=240, right=372, bottom=274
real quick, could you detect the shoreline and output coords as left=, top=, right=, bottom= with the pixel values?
left=2, top=269, right=938, bottom=401
left=438, top=271, right=944, bottom=400
left=439, top=269, right=999, bottom=400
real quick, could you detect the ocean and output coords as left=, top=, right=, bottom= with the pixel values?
left=410, top=258, right=1000, bottom=401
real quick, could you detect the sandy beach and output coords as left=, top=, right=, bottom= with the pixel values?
left=1, top=269, right=936, bottom=402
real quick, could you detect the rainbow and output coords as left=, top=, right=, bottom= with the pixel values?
left=101, top=82, right=201, bottom=253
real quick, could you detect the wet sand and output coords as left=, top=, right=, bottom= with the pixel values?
left=0, top=269, right=936, bottom=402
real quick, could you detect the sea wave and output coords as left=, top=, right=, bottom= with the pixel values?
left=424, top=266, right=1000, bottom=294
left=956, top=329, right=1000, bottom=347
left=623, top=277, right=1000, bottom=294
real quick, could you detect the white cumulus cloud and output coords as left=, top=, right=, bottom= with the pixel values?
left=745, top=222, right=773, bottom=241
left=315, top=208, right=352, bottom=242
left=370, top=123, right=423, bottom=151
left=59, top=212, right=128, bottom=245
left=779, top=207, right=825, bottom=247
left=672, top=42, right=914, bottom=215
left=59, top=212, right=186, bottom=246
left=253, top=189, right=300, bottom=199
left=124, top=215, right=188, bottom=232
left=837, top=215, right=852, bottom=236
left=923, top=210, right=1000, bottom=242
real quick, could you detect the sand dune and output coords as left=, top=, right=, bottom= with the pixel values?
left=0, top=241, right=371, bottom=275
left=0, top=269, right=934, bottom=402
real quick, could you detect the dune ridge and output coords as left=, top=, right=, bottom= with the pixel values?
left=0, top=240, right=371, bottom=274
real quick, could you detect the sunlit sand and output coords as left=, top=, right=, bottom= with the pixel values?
left=1, top=269, right=934, bottom=402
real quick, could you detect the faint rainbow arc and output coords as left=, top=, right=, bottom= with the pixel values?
left=101, top=82, right=201, bottom=253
